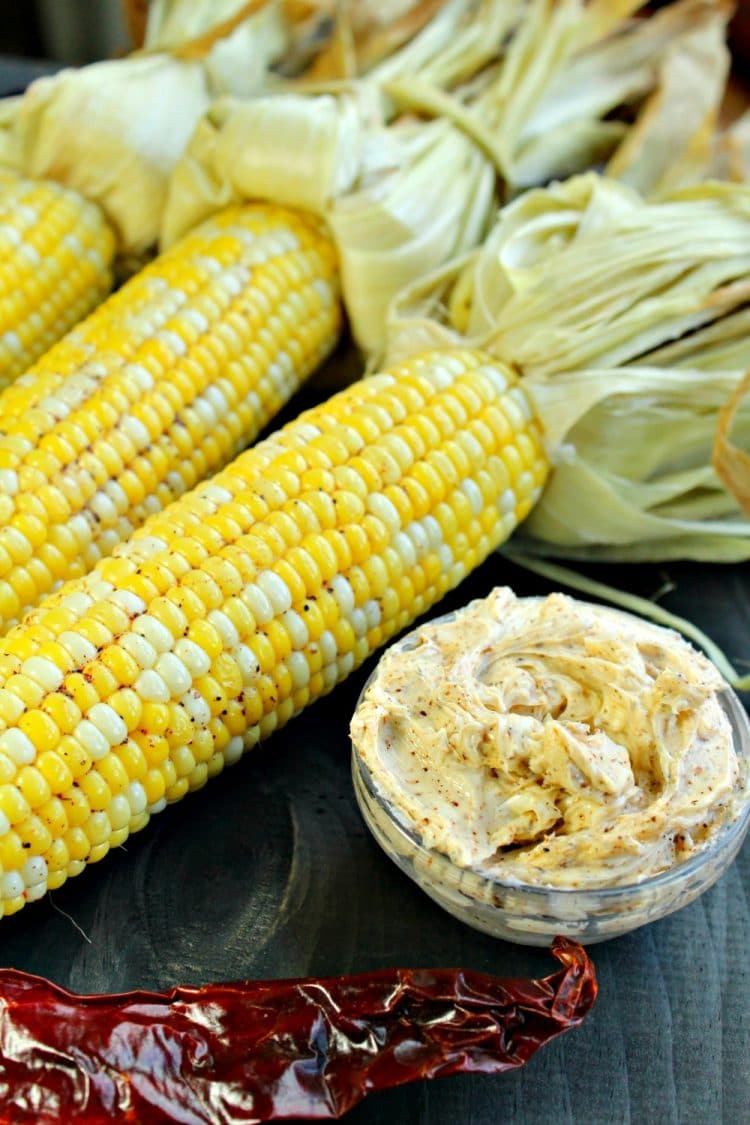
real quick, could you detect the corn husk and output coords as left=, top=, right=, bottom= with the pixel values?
left=162, top=0, right=732, bottom=358
left=162, top=90, right=370, bottom=240
left=520, top=364, right=750, bottom=562
left=711, top=110, right=750, bottom=183
left=383, top=0, right=731, bottom=197
left=603, top=0, right=731, bottom=196
left=326, top=118, right=494, bottom=354
left=163, top=0, right=517, bottom=354
left=0, top=0, right=291, bottom=254
left=387, top=175, right=750, bottom=373
left=143, top=0, right=282, bottom=49
left=385, top=173, right=750, bottom=563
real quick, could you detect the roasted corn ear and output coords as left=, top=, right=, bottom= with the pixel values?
left=0, top=177, right=116, bottom=389
left=0, top=348, right=547, bottom=916
left=0, top=203, right=341, bottom=628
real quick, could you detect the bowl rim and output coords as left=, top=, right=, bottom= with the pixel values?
left=351, top=611, right=750, bottom=904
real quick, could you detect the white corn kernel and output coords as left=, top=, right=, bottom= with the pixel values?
left=155, top=653, right=192, bottom=697
left=135, top=670, right=171, bottom=703
left=0, top=729, right=36, bottom=765
left=0, top=689, right=25, bottom=722
left=500, top=488, right=517, bottom=514
left=288, top=652, right=311, bottom=690
left=108, top=795, right=131, bottom=831
left=88, top=703, right=127, bottom=746
left=393, top=532, right=417, bottom=570
left=422, top=515, right=442, bottom=549
left=367, top=493, right=401, bottom=534
left=207, top=610, right=239, bottom=648
left=350, top=609, right=368, bottom=638
left=125, top=363, right=154, bottom=392
left=460, top=478, right=484, bottom=516
left=111, top=589, right=147, bottom=616
left=174, top=639, right=211, bottom=677
left=329, top=575, right=354, bottom=616
left=223, top=736, right=244, bottom=766
left=120, top=632, right=157, bottom=669
left=25, top=881, right=49, bottom=902
left=133, top=615, right=173, bottom=653
left=257, top=570, right=292, bottom=614
left=363, top=599, right=382, bottom=629
left=405, top=521, right=429, bottom=556
left=438, top=544, right=453, bottom=572
left=1, top=872, right=24, bottom=900
left=120, top=416, right=150, bottom=450
left=199, top=484, right=233, bottom=506
left=90, top=491, right=118, bottom=526
left=0, top=469, right=18, bottom=495
left=156, top=329, right=187, bottom=356
left=233, top=644, right=260, bottom=683
left=478, top=362, right=509, bottom=395
left=130, top=536, right=168, bottom=561
left=126, top=782, right=148, bottom=816
left=318, top=630, right=337, bottom=664
left=180, top=690, right=211, bottom=726
left=321, top=663, right=338, bottom=691
left=281, top=610, right=308, bottom=650
left=58, top=631, right=97, bottom=665
left=75, top=720, right=110, bottom=761
left=22, top=856, right=48, bottom=887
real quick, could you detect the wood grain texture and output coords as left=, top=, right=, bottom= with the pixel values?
left=0, top=545, right=747, bottom=1125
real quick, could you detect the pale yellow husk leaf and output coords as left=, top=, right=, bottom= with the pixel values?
left=0, top=0, right=291, bottom=253
left=385, top=173, right=750, bottom=563
left=164, top=0, right=725, bottom=357
left=387, top=175, right=750, bottom=374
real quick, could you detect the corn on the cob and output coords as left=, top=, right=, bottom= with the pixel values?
left=0, top=203, right=341, bottom=629
left=0, top=348, right=548, bottom=917
left=0, top=178, right=116, bottom=389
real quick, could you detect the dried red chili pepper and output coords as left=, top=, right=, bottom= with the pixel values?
left=0, top=937, right=595, bottom=1124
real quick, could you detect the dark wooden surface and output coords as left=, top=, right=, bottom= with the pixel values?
left=1, top=54, right=750, bottom=1125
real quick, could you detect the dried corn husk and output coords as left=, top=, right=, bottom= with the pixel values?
left=163, top=0, right=517, bottom=353
left=603, top=0, right=732, bottom=196
left=521, top=363, right=750, bottom=562
left=384, top=0, right=731, bottom=196
left=385, top=173, right=750, bottom=562
left=711, top=111, right=750, bottom=183
left=387, top=175, right=750, bottom=373
left=161, top=0, right=731, bottom=357
left=0, top=0, right=292, bottom=254
left=713, top=369, right=750, bottom=519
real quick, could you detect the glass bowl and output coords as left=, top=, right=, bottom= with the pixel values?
left=351, top=619, right=750, bottom=947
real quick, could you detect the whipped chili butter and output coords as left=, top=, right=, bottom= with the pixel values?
left=350, top=588, right=748, bottom=889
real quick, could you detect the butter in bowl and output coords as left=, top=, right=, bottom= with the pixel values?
left=350, top=588, right=750, bottom=945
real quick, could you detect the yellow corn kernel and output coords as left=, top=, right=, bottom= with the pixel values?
left=16, top=767, right=51, bottom=809
left=17, top=709, right=60, bottom=754
left=38, top=798, right=68, bottom=839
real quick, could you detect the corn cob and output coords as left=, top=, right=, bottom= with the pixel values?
left=0, top=178, right=116, bottom=389
left=0, top=203, right=341, bottom=629
left=0, top=348, right=548, bottom=917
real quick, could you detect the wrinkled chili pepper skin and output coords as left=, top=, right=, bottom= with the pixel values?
left=0, top=937, right=595, bottom=1123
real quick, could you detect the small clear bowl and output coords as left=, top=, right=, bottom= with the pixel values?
left=351, top=620, right=750, bottom=947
